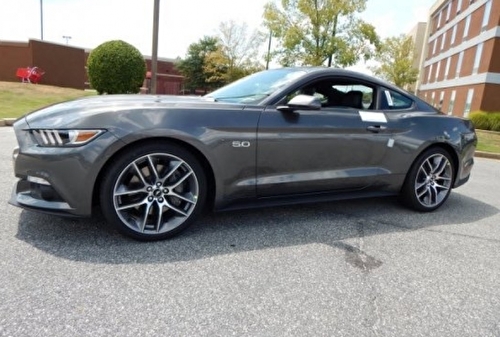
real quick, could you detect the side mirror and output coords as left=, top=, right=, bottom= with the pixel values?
left=276, top=94, right=322, bottom=112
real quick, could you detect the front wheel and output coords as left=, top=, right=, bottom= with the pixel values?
left=99, top=142, right=207, bottom=241
left=400, top=147, right=455, bottom=212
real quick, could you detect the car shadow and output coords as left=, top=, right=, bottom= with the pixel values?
left=15, top=193, right=499, bottom=265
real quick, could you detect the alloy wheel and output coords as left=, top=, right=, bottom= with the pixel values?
left=112, top=153, right=199, bottom=234
left=413, top=153, right=453, bottom=208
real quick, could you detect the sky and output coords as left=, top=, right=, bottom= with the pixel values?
left=0, top=0, right=437, bottom=64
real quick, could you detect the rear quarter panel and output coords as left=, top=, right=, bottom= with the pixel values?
left=384, top=112, right=476, bottom=187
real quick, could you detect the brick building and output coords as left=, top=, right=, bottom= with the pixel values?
left=0, top=39, right=87, bottom=89
left=143, top=57, right=184, bottom=94
left=0, top=39, right=184, bottom=94
left=418, top=0, right=500, bottom=116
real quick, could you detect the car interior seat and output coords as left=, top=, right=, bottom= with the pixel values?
left=340, top=90, right=364, bottom=109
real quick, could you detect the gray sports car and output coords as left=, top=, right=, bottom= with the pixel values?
left=9, top=68, right=477, bottom=240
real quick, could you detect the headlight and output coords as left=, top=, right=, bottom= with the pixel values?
left=31, top=129, right=105, bottom=147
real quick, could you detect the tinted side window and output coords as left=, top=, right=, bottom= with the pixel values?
left=286, top=79, right=375, bottom=110
left=381, top=89, right=413, bottom=110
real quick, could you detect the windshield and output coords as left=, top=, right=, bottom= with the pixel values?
left=204, top=68, right=307, bottom=104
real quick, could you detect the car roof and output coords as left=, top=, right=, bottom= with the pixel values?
left=285, top=67, right=403, bottom=92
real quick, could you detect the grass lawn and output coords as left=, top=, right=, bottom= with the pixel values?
left=476, top=130, right=500, bottom=154
left=0, top=81, right=95, bottom=119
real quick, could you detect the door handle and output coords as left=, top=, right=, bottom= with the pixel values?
left=366, top=125, right=387, bottom=133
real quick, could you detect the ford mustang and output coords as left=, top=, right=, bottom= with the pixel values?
left=9, top=68, right=477, bottom=240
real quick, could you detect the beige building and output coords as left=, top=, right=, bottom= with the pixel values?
left=406, top=22, right=428, bottom=93
left=418, top=0, right=500, bottom=116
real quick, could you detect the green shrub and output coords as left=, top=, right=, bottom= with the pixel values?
left=87, top=40, right=146, bottom=94
left=470, top=111, right=490, bottom=130
left=490, top=113, right=500, bottom=132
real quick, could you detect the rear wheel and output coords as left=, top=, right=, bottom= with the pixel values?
left=401, top=147, right=455, bottom=212
left=100, top=142, right=206, bottom=241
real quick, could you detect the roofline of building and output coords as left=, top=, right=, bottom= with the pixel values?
left=0, top=38, right=179, bottom=63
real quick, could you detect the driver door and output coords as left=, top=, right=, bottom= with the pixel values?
left=256, top=79, right=394, bottom=197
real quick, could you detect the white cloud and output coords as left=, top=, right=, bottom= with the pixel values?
left=368, top=12, right=397, bottom=38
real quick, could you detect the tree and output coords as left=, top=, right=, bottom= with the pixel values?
left=371, top=34, right=419, bottom=89
left=87, top=40, right=146, bottom=94
left=176, top=36, right=219, bottom=94
left=263, top=0, right=379, bottom=67
left=204, top=21, right=265, bottom=86
left=203, top=47, right=231, bottom=87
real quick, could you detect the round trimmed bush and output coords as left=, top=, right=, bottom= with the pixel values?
left=87, top=40, right=146, bottom=94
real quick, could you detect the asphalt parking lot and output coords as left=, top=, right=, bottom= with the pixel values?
left=1, top=126, right=499, bottom=337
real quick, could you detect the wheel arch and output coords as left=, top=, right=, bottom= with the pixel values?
left=402, top=142, right=460, bottom=190
left=92, top=137, right=216, bottom=211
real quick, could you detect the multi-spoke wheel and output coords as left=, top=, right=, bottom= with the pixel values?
left=100, top=143, right=207, bottom=240
left=401, top=147, right=455, bottom=212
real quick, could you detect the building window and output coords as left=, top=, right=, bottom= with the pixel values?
left=451, top=25, right=457, bottom=45
left=448, top=90, right=456, bottom=115
left=445, top=57, right=451, bottom=79
left=432, top=38, right=437, bottom=55
left=441, top=31, right=447, bottom=50
left=463, top=15, right=471, bottom=39
left=446, top=1, right=452, bottom=22
left=456, top=51, right=464, bottom=78
left=438, top=91, right=445, bottom=110
left=431, top=92, right=436, bottom=107
left=464, top=88, right=474, bottom=117
left=482, top=0, right=492, bottom=31
left=428, top=63, right=433, bottom=82
left=435, top=61, right=441, bottom=81
left=457, top=0, right=463, bottom=13
left=437, top=10, right=443, bottom=28
left=473, top=43, right=484, bottom=74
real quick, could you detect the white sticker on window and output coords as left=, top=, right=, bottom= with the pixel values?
left=359, top=111, right=388, bottom=123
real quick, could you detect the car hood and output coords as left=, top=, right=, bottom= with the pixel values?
left=23, top=94, right=239, bottom=128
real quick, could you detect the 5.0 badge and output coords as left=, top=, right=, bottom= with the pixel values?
left=232, top=141, right=251, bottom=148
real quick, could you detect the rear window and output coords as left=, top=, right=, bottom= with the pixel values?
left=382, top=89, right=413, bottom=110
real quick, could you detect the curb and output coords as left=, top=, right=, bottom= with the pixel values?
left=475, top=151, right=500, bottom=160
left=1, top=118, right=16, bottom=126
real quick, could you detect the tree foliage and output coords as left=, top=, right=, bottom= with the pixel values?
left=176, top=36, right=219, bottom=94
left=263, top=0, right=379, bottom=67
left=371, top=34, right=419, bottom=88
left=177, top=22, right=265, bottom=92
left=87, top=40, right=146, bottom=94
left=204, top=21, right=265, bottom=86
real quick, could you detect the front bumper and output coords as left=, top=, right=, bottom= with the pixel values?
left=9, top=179, right=81, bottom=217
left=9, top=120, right=122, bottom=217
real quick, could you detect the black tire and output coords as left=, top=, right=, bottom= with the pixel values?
left=400, top=147, right=455, bottom=212
left=99, top=142, right=207, bottom=241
